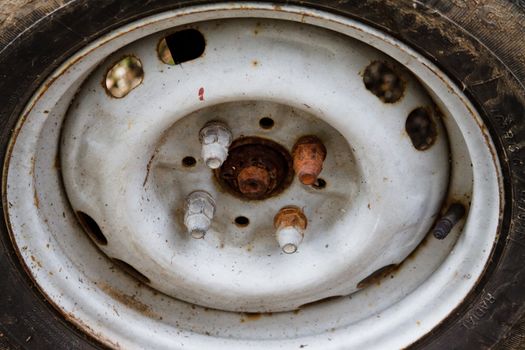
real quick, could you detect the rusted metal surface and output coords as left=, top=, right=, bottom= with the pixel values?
left=274, top=206, right=308, bottom=253
left=292, top=136, right=326, bottom=186
left=237, top=165, right=271, bottom=196
left=216, top=137, right=293, bottom=200
left=274, top=206, right=307, bottom=231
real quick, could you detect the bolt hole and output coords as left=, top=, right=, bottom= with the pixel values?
left=312, top=178, right=327, bottom=189
left=234, top=216, right=250, bottom=227
left=259, top=117, right=275, bottom=129
left=182, top=156, right=197, bottom=167
left=405, top=107, right=437, bottom=151
left=76, top=211, right=108, bottom=245
left=105, top=56, right=144, bottom=98
left=363, top=61, right=405, bottom=103
left=111, top=258, right=151, bottom=284
left=158, top=29, right=206, bottom=65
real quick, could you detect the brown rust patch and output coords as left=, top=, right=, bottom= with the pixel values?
left=292, top=135, right=327, bottom=185
left=33, top=187, right=39, bottom=209
left=274, top=206, right=307, bottom=231
left=240, top=312, right=263, bottom=322
left=99, top=282, right=157, bottom=319
left=237, top=165, right=271, bottom=197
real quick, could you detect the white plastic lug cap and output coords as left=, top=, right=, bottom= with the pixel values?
left=199, top=122, right=232, bottom=169
left=184, top=191, right=216, bottom=239
left=276, top=226, right=304, bottom=254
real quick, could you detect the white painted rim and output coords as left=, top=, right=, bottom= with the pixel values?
left=3, top=3, right=502, bottom=350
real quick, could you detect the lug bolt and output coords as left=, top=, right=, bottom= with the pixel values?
left=237, top=165, right=271, bottom=197
left=432, top=203, right=466, bottom=240
left=199, top=122, right=233, bottom=169
left=274, top=206, right=308, bottom=254
left=184, top=191, right=216, bottom=239
left=292, top=136, right=327, bottom=185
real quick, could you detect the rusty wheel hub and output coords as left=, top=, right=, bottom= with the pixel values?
left=215, top=137, right=294, bottom=200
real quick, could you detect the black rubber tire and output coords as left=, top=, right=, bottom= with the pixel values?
left=1, top=1, right=525, bottom=349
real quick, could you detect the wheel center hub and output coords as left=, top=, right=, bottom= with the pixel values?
left=216, top=137, right=293, bottom=200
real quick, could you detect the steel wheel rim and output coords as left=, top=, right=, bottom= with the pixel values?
left=3, top=3, right=502, bottom=349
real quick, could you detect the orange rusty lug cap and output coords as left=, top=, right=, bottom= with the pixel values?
left=274, top=206, right=308, bottom=254
left=292, top=136, right=327, bottom=185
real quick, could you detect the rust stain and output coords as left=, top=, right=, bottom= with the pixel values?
left=239, top=311, right=273, bottom=323
left=252, top=60, right=259, bottom=67
left=215, top=136, right=294, bottom=200
left=240, top=312, right=263, bottom=323
left=33, top=187, right=39, bottom=209
left=99, top=282, right=157, bottom=319
left=66, top=312, right=122, bottom=349
left=274, top=206, right=307, bottom=231
left=292, top=136, right=327, bottom=185
left=30, top=255, right=42, bottom=268
left=143, top=149, right=158, bottom=187
left=237, top=165, right=270, bottom=196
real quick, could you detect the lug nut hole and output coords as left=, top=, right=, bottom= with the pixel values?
left=182, top=156, right=197, bottom=167
left=234, top=216, right=250, bottom=227
left=259, top=117, right=275, bottom=129
left=312, top=178, right=327, bottom=189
